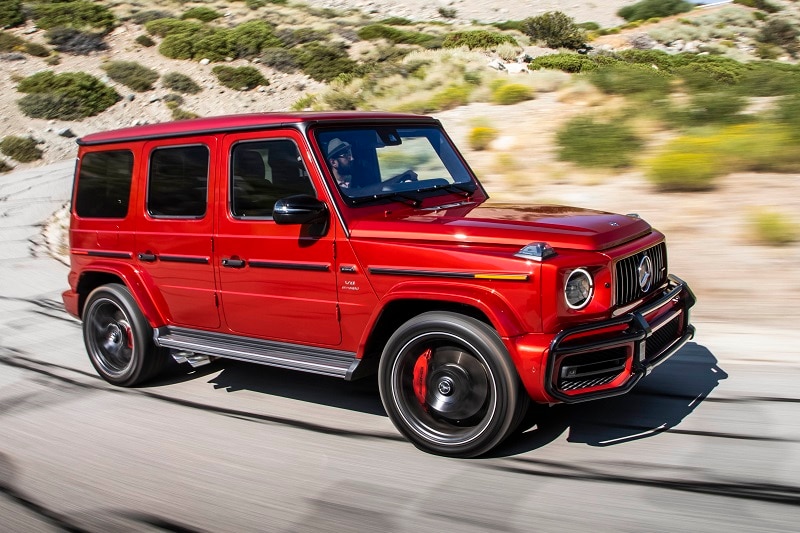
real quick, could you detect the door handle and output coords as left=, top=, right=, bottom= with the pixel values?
left=138, top=252, right=157, bottom=262
left=221, top=258, right=246, bottom=268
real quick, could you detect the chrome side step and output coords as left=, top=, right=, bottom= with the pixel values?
left=155, top=326, right=360, bottom=379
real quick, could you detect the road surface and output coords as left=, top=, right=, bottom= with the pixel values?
left=1, top=162, right=799, bottom=532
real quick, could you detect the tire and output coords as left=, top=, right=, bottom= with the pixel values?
left=82, top=283, right=166, bottom=387
left=378, top=311, right=526, bottom=457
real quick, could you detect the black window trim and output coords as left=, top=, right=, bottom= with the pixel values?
left=146, top=142, right=211, bottom=220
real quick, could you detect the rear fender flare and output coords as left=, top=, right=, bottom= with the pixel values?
left=77, top=261, right=167, bottom=327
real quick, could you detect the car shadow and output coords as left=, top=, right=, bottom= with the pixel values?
left=493, top=342, right=727, bottom=457
left=154, top=342, right=725, bottom=457
left=203, top=359, right=387, bottom=417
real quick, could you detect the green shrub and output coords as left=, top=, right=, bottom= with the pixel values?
left=732, top=62, right=800, bottom=97
left=673, top=54, right=747, bottom=90
left=32, top=1, right=116, bottom=32
left=588, top=63, right=672, bottom=98
left=145, top=18, right=201, bottom=38
left=521, top=11, right=586, bottom=49
left=135, top=34, right=154, bottom=47
left=758, top=18, right=799, bottom=55
left=194, top=30, right=235, bottom=61
left=428, top=84, right=473, bottom=111
left=438, top=7, right=457, bottom=19
left=162, top=72, right=202, bottom=94
left=733, top=0, right=781, bottom=13
left=163, top=93, right=184, bottom=107
left=664, top=92, right=748, bottom=128
left=0, top=159, right=11, bottom=173
left=615, top=49, right=675, bottom=71
left=276, top=27, right=326, bottom=47
left=749, top=210, right=798, bottom=246
left=158, top=32, right=194, bottom=59
left=0, top=0, right=24, bottom=28
left=170, top=107, right=200, bottom=120
left=359, top=24, right=440, bottom=47
left=0, top=136, right=42, bottom=163
left=468, top=126, right=498, bottom=150
left=103, top=61, right=159, bottom=92
left=618, top=0, right=692, bottom=22
left=493, top=20, right=525, bottom=32
left=130, top=10, right=172, bottom=25
left=381, top=17, right=415, bottom=25
left=528, top=53, right=598, bottom=73
left=45, top=27, right=107, bottom=54
left=491, top=83, right=534, bottom=105
left=181, top=7, right=221, bottom=22
left=24, top=41, right=50, bottom=57
left=246, top=0, right=268, bottom=9
left=442, top=30, right=516, bottom=49
left=291, top=93, right=317, bottom=111
left=212, top=65, right=267, bottom=90
left=292, top=43, right=357, bottom=82
left=17, top=71, right=119, bottom=119
left=260, top=47, right=299, bottom=72
left=556, top=116, right=643, bottom=168
left=774, top=94, right=800, bottom=138
left=645, top=152, right=722, bottom=191
left=230, top=20, right=282, bottom=58
left=0, top=31, right=22, bottom=51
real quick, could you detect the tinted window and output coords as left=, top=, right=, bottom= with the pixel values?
left=230, top=139, right=314, bottom=218
left=75, top=150, right=134, bottom=218
left=147, top=145, right=209, bottom=218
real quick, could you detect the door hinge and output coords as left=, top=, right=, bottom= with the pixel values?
left=332, top=240, right=337, bottom=259
left=336, top=304, right=341, bottom=322
left=214, top=293, right=219, bottom=307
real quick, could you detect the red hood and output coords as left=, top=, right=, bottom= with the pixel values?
left=348, top=203, right=651, bottom=251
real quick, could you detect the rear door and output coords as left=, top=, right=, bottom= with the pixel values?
left=134, top=137, right=220, bottom=329
left=215, top=129, right=341, bottom=345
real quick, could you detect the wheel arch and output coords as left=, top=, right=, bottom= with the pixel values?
left=75, top=262, right=166, bottom=326
left=358, top=283, right=527, bottom=364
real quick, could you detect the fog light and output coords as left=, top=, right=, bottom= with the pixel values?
left=565, top=268, right=593, bottom=310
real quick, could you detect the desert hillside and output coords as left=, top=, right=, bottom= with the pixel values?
left=2, top=0, right=800, bottom=326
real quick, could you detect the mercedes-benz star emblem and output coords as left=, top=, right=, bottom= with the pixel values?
left=638, top=255, right=653, bottom=292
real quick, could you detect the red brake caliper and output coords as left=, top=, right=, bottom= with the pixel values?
left=412, top=348, right=433, bottom=406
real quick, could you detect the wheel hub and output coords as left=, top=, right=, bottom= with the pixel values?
left=427, top=362, right=485, bottom=420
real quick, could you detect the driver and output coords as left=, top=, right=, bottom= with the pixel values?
left=326, top=138, right=354, bottom=189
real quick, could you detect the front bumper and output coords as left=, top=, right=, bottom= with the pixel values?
left=544, top=274, right=696, bottom=403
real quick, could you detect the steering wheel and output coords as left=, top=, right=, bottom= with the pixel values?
left=384, top=169, right=418, bottom=185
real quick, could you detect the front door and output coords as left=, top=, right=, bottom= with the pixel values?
left=215, top=130, right=341, bottom=345
left=135, top=137, right=220, bottom=329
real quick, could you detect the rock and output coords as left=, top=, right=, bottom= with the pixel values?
left=126, top=94, right=135, bottom=101
left=57, top=128, right=76, bottom=138
left=200, top=58, right=211, bottom=65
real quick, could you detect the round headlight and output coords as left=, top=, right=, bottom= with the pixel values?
left=564, top=268, right=593, bottom=310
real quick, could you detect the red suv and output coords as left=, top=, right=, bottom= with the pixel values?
left=63, top=112, right=695, bottom=457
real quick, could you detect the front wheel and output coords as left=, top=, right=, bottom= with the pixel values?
left=82, top=283, right=166, bottom=387
left=379, top=312, right=525, bottom=457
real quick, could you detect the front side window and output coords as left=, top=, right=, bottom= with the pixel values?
left=147, top=145, right=209, bottom=218
left=315, top=126, right=475, bottom=204
left=75, top=150, right=134, bottom=218
left=230, top=139, right=314, bottom=218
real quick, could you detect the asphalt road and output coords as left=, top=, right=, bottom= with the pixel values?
left=1, top=162, right=799, bottom=532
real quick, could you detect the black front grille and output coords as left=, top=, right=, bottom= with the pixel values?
left=614, top=242, right=667, bottom=307
left=645, top=314, right=681, bottom=362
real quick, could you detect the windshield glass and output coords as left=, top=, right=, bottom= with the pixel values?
left=316, top=126, right=474, bottom=203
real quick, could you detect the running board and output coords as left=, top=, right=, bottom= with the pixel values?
left=154, top=326, right=362, bottom=379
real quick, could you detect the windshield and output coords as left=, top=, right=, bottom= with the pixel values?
left=316, top=126, right=475, bottom=204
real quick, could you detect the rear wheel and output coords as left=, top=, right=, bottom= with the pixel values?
left=379, top=312, right=525, bottom=457
left=82, top=283, right=166, bottom=386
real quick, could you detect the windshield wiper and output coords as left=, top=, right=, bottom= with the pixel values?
left=418, top=182, right=477, bottom=198
left=349, top=191, right=421, bottom=208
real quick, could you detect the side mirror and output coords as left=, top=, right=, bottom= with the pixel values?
left=273, top=195, right=328, bottom=225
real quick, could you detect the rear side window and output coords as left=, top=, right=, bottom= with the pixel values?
left=75, top=150, right=134, bottom=219
left=147, top=145, right=209, bottom=218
